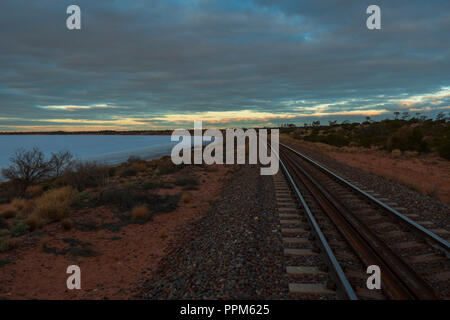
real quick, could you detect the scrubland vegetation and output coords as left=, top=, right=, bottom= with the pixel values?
left=0, top=150, right=186, bottom=252
left=281, top=112, right=450, bottom=160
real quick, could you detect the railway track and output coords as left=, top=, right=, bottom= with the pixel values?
left=274, top=142, right=450, bottom=300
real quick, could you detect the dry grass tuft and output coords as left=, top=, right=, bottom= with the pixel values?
left=38, top=236, right=50, bottom=252
left=33, top=186, right=76, bottom=222
left=26, top=213, right=43, bottom=231
left=0, top=237, right=21, bottom=252
left=181, top=193, right=192, bottom=204
left=404, top=150, right=419, bottom=158
left=208, top=195, right=222, bottom=205
left=129, top=161, right=148, bottom=172
left=391, top=149, right=402, bottom=158
left=132, top=205, right=150, bottom=220
left=25, top=185, right=44, bottom=198
left=11, top=198, right=29, bottom=212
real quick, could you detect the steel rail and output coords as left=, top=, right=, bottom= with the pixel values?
left=280, top=147, right=438, bottom=299
left=279, top=142, right=450, bottom=257
left=270, top=143, right=358, bottom=300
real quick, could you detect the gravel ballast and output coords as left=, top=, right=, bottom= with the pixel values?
left=142, top=165, right=290, bottom=299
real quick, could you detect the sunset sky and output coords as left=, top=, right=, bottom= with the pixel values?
left=0, top=0, right=449, bottom=131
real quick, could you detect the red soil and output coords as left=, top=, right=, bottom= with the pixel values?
left=0, top=165, right=228, bottom=299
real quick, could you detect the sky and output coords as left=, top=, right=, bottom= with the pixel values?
left=0, top=0, right=449, bottom=131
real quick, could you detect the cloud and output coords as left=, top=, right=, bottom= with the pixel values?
left=0, top=0, right=449, bottom=130
left=38, top=104, right=114, bottom=111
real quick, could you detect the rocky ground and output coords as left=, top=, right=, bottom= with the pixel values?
left=141, top=164, right=290, bottom=299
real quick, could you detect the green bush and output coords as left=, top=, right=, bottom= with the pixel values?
left=77, top=191, right=92, bottom=202
left=64, top=161, right=109, bottom=191
left=384, top=127, right=427, bottom=152
left=10, top=221, right=30, bottom=237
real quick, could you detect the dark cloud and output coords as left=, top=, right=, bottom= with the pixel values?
left=0, top=0, right=449, bottom=130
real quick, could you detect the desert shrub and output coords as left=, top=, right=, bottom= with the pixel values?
left=33, top=186, right=76, bottom=221
left=78, top=191, right=92, bottom=200
left=10, top=221, right=30, bottom=237
left=386, top=126, right=427, bottom=152
left=99, top=187, right=180, bottom=213
left=49, top=151, right=73, bottom=177
left=11, top=198, right=28, bottom=211
left=132, top=205, right=150, bottom=220
left=322, top=133, right=349, bottom=147
left=142, top=180, right=160, bottom=190
left=25, top=185, right=44, bottom=198
left=181, top=193, right=192, bottom=204
left=1, top=148, right=51, bottom=192
left=120, top=168, right=138, bottom=177
left=11, top=198, right=33, bottom=217
left=129, top=161, right=148, bottom=172
left=108, top=166, right=117, bottom=177
left=157, top=156, right=177, bottom=175
left=174, top=175, right=198, bottom=189
left=26, top=213, right=43, bottom=231
left=38, top=236, right=50, bottom=251
left=391, top=149, right=402, bottom=158
left=126, top=156, right=142, bottom=165
left=437, top=138, right=450, bottom=160
left=0, top=229, right=10, bottom=238
left=64, top=161, right=109, bottom=190
left=2, top=209, right=17, bottom=219
left=155, top=194, right=180, bottom=213
left=61, top=219, right=73, bottom=230
left=99, top=187, right=148, bottom=210
left=0, top=237, right=21, bottom=252
left=76, top=191, right=93, bottom=203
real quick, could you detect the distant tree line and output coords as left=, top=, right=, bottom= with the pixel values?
left=281, top=111, right=450, bottom=160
